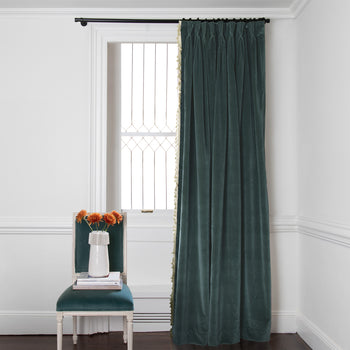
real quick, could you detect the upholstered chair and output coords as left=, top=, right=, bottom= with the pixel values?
left=56, top=212, right=133, bottom=350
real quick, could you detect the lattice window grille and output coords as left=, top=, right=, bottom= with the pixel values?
left=120, top=43, right=177, bottom=210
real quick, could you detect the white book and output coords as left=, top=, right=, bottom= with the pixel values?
left=77, top=271, right=121, bottom=285
left=73, top=279, right=123, bottom=290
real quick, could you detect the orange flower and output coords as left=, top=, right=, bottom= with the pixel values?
left=87, top=212, right=102, bottom=225
left=103, top=213, right=116, bottom=226
left=76, top=209, right=87, bottom=223
left=111, top=210, right=123, bottom=224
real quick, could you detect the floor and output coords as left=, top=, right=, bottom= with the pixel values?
left=0, top=332, right=311, bottom=350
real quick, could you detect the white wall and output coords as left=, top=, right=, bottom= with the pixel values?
left=0, top=16, right=90, bottom=217
left=296, top=0, right=350, bottom=349
left=266, top=19, right=298, bottom=218
left=0, top=12, right=299, bottom=335
left=265, top=19, right=299, bottom=332
left=0, top=15, right=91, bottom=334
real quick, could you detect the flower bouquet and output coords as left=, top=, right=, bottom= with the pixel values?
left=76, top=210, right=123, bottom=277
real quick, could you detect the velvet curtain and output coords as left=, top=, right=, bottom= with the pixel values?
left=171, top=20, right=271, bottom=346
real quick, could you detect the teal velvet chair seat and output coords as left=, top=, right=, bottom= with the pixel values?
left=57, top=284, right=134, bottom=312
left=56, top=212, right=133, bottom=350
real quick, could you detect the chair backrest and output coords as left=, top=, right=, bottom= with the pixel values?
left=72, top=212, right=127, bottom=283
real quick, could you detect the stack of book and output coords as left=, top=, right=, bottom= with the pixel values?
left=73, top=271, right=122, bottom=290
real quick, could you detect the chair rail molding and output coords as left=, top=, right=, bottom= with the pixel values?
left=0, top=216, right=71, bottom=235
left=270, top=215, right=298, bottom=234
left=4, top=214, right=347, bottom=249
left=298, top=216, right=350, bottom=248
left=0, top=214, right=301, bottom=236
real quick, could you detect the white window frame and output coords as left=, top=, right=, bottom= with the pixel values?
left=88, top=22, right=178, bottom=213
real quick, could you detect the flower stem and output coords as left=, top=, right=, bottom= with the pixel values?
left=83, top=217, right=93, bottom=231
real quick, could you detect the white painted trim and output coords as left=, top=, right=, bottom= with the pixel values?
left=297, top=313, right=343, bottom=350
left=270, top=215, right=298, bottom=234
left=0, top=311, right=58, bottom=335
left=0, top=310, right=55, bottom=317
left=87, top=21, right=93, bottom=213
left=0, top=7, right=297, bottom=19
left=89, top=23, right=179, bottom=212
left=0, top=310, right=170, bottom=334
left=1, top=215, right=349, bottom=249
left=0, top=214, right=174, bottom=236
left=89, top=22, right=108, bottom=212
left=289, top=0, right=311, bottom=18
left=132, top=310, right=171, bottom=332
left=298, top=216, right=350, bottom=248
left=0, top=217, right=71, bottom=235
left=0, top=308, right=299, bottom=334
left=0, top=214, right=298, bottom=236
left=131, top=310, right=298, bottom=333
left=271, top=310, right=297, bottom=333
left=133, top=313, right=170, bottom=323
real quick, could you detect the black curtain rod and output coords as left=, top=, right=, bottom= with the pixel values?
left=75, top=17, right=270, bottom=27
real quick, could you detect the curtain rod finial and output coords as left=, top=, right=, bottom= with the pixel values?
left=75, top=17, right=88, bottom=26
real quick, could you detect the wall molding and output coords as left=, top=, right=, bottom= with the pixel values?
left=0, top=214, right=298, bottom=236
left=0, top=308, right=299, bottom=335
left=0, top=211, right=173, bottom=235
left=271, top=310, right=296, bottom=333
left=290, top=0, right=311, bottom=18
left=0, top=7, right=297, bottom=19
left=297, top=313, right=342, bottom=350
left=0, top=217, right=71, bottom=235
left=133, top=312, right=170, bottom=323
left=270, top=215, right=298, bottom=234
left=1, top=215, right=349, bottom=249
left=298, top=216, right=350, bottom=248
left=0, top=311, right=58, bottom=335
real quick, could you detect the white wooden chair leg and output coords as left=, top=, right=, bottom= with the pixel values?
left=72, top=316, right=78, bottom=344
left=127, top=313, right=133, bottom=350
left=123, top=315, right=127, bottom=343
left=57, top=313, right=63, bottom=350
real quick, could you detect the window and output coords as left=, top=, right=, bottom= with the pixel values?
left=106, top=39, right=178, bottom=212
left=120, top=43, right=178, bottom=210
left=90, top=23, right=178, bottom=213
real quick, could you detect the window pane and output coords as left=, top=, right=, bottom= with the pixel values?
left=121, top=43, right=177, bottom=210
left=121, top=44, right=132, bottom=132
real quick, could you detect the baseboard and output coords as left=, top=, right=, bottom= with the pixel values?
left=129, top=285, right=171, bottom=332
left=271, top=311, right=296, bottom=333
left=0, top=311, right=61, bottom=334
left=0, top=311, right=171, bottom=334
left=297, top=314, right=342, bottom=350
left=0, top=309, right=298, bottom=335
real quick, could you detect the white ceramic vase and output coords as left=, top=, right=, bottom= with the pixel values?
left=88, top=231, right=110, bottom=277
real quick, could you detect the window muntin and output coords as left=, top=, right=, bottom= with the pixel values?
left=120, top=43, right=178, bottom=210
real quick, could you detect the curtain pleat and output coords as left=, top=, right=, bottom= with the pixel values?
left=172, top=20, right=271, bottom=346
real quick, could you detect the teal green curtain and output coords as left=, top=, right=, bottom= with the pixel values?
left=172, top=20, right=271, bottom=346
